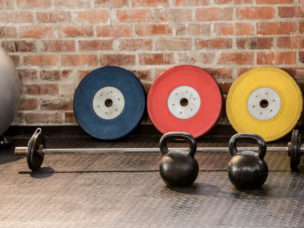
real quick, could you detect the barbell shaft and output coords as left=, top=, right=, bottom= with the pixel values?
left=15, top=145, right=301, bottom=155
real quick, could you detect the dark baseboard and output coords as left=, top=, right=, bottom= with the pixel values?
left=4, top=124, right=293, bottom=143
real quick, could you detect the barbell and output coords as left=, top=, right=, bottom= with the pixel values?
left=15, top=128, right=303, bottom=171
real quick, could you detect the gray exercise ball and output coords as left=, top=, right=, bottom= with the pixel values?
left=0, top=47, right=20, bottom=136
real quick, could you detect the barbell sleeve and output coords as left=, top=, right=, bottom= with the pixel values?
left=15, top=147, right=28, bottom=155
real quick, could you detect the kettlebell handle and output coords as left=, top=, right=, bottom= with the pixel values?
left=229, top=133, right=267, bottom=159
left=159, top=132, right=197, bottom=157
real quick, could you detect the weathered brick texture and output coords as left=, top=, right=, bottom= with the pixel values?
left=0, top=0, right=302, bottom=125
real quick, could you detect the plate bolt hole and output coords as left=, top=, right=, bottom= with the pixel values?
left=180, top=98, right=188, bottom=107
left=260, top=99, right=268, bottom=108
left=105, top=99, right=113, bottom=108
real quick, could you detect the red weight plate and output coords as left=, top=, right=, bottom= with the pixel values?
left=147, top=65, right=222, bottom=138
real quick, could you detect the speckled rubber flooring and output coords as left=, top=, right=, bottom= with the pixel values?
left=1, top=136, right=304, bottom=228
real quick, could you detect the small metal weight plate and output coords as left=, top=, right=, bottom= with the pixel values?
left=289, top=129, right=301, bottom=171
left=147, top=65, right=222, bottom=138
left=27, top=128, right=44, bottom=171
left=226, top=67, right=303, bottom=142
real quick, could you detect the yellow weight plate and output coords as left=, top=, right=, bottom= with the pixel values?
left=226, top=67, right=303, bottom=142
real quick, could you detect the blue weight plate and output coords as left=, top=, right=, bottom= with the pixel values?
left=73, top=66, right=146, bottom=140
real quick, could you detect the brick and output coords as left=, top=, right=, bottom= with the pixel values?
left=61, top=55, right=98, bottom=66
left=94, top=0, right=128, bottom=7
left=97, top=25, right=132, bottom=37
left=132, top=0, right=168, bottom=6
left=77, top=70, right=91, bottom=80
left=214, top=23, right=234, bottom=35
left=155, top=9, right=193, bottom=22
left=283, top=67, right=304, bottom=80
left=195, top=38, right=232, bottom=49
left=60, top=83, right=76, bottom=97
left=41, top=40, right=76, bottom=52
left=196, top=8, right=233, bottom=21
left=131, top=70, right=152, bottom=81
left=55, top=0, right=90, bottom=7
left=23, top=113, right=63, bottom=124
left=257, top=52, right=275, bottom=65
left=0, top=0, right=14, bottom=8
left=237, top=68, right=251, bottom=75
left=176, top=24, right=210, bottom=36
left=19, top=26, right=54, bottom=38
left=100, top=54, right=136, bottom=66
left=0, top=27, right=17, bottom=38
left=117, top=9, right=152, bottom=22
left=257, top=22, right=296, bottom=35
left=57, top=25, right=94, bottom=37
left=200, top=53, right=215, bottom=64
left=258, top=52, right=295, bottom=65
left=17, top=0, right=52, bottom=8
left=78, top=40, right=113, bottom=51
left=9, top=55, right=20, bottom=66
left=135, top=24, right=172, bottom=36
left=119, top=39, right=152, bottom=51
left=18, top=69, right=38, bottom=81
left=173, top=0, right=209, bottom=5
left=236, top=7, right=275, bottom=20
left=0, top=11, right=33, bottom=23
left=40, top=70, right=60, bottom=81
left=236, top=38, right=273, bottom=49
left=139, top=53, right=174, bottom=65
left=235, top=23, right=254, bottom=35
left=277, top=37, right=304, bottom=49
left=218, top=53, right=254, bottom=65
left=300, top=22, right=304, bottom=33
left=276, top=52, right=295, bottom=64
left=19, top=98, right=38, bottom=111
left=2, top=41, right=36, bottom=52
left=24, top=55, right=58, bottom=66
left=24, top=84, right=59, bottom=95
left=218, top=82, right=232, bottom=95
left=256, top=0, right=293, bottom=4
left=178, top=53, right=215, bottom=65
left=76, top=10, right=108, bottom=23
left=205, top=68, right=233, bottom=79
left=155, top=68, right=168, bottom=78
left=278, top=6, right=304, bottom=18
left=215, top=0, right=252, bottom=3
left=60, top=70, right=73, bottom=80
left=13, top=113, right=23, bottom=124
left=36, top=11, right=71, bottom=23
left=64, top=112, right=76, bottom=123
left=41, top=98, right=73, bottom=110
left=155, top=38, right=191, bottom=51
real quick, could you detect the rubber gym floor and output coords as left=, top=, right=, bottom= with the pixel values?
left=1, top=126, right=304, bottom=227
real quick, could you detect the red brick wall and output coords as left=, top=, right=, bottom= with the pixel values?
left=1, top=0, right=303, bottom=125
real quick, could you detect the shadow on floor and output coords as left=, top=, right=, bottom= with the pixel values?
left=18, top=168, right=160, bottom=179
left=0, top=146, right=22, bottom=165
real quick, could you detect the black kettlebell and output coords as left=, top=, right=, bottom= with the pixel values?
left=228, top=133, right=268, bottom=190
left=159, top=132, right=199, bottom=187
